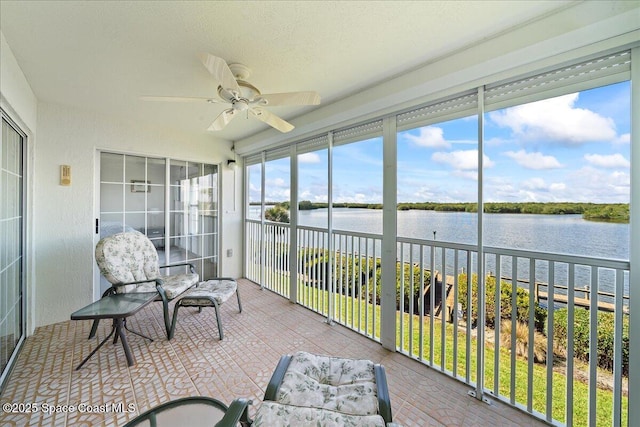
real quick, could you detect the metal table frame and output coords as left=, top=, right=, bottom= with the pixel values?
left=71, top=292, right=158, bottom=370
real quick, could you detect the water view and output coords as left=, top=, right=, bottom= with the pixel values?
left=296, top=208, right=629, bottom=260
left=251, top=206, right=630, bottom=298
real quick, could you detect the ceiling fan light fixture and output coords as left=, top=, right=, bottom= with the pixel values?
left=217, top=79, right=260, bottom=103
left=237, top=80, right=260, bottom=100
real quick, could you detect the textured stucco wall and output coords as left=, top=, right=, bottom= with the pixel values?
left=1, top=32, right=37, bottom=131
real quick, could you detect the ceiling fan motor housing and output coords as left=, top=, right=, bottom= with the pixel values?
left=227, top=63, right=251, bottom=80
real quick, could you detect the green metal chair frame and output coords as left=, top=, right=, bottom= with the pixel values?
left=122, top=396, right=252, bottom=427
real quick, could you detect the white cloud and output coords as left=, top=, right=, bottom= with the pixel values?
left=266, top=177, right=287, bottom=188
left=300, top=190, right=328, bottom=203
left=521, top=177, right=548, bottom=191
left=489, top=166, right=629, bottom=203
left=405, top=126, right=450, bottom=149
left=564, top=167, right=630, bottom=202
left=488, top=93, right=617, bottom=144
left=584, top=153, right=630, bottom=168
left=614, top=133, right=630, bottom=144
left=486, top=177, right=568, bottom=202
left=432, top=150, right=494, bottom=170
left=503, top=149, right=563, bottom=170
left=264, top=188, right=290, bottom=201
left=299, top=152, right=321, bottom=163
left=549, top=183, right=567, bottom=192
left=332, top=183, right=383, bottom=203
left=410, top=186, right=437, bottom=201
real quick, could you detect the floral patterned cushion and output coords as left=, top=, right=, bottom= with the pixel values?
left=252, top=402, right=386, bottom=427
left=178, top=279, right=238, bottom=306
left=277, top=351, right=379, bottom=417
left=95, top=231, right=198, bottom=298
left=157, top=273, right=199, bottom=299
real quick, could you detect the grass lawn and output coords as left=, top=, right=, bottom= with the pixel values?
left=292, top=281, right=628, bottom=426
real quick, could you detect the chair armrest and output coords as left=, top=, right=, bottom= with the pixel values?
left=109, top=278, right=167, bottom=301
left=159, top=262, right=196, bottom=274
left=107, top=277, right=165, bottom=293
left=214, top=398, right=252, bottom=427
left=264, top=354, right=293, bottom=401
left=375, top=364, right=393, bottom=424
left=113, top=278, right=163, bottom=288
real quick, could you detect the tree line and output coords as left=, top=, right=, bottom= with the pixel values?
left=257, top=201, right=629, bottom=223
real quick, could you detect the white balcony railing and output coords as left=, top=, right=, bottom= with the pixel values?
left=245, top=219, right=629, bottom=426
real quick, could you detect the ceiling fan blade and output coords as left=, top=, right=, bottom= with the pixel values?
left=255, top=91, right=321, bottom=106
left=250, top=107, right=294, bottom=133
left=199, top=53, right=240, bottom=93
left=140, top=96, right=222, bottom=103
left=208, top=109, right=237, bottom=131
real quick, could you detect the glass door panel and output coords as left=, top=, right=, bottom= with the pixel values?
left=169, top=161, right=218, bottom=279
left=99, top=152, right=167, bottom=291
left=1, top=116, right=25, bottom=390
left=99, top=154, right=219, bottom=287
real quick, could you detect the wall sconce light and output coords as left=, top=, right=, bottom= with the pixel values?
left=60, top=165, right=71, bottom=186
left=227, top=159, right=237, bottom=169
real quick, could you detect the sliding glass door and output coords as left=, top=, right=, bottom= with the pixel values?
left=0, top=114, right=25, bottom=390
left=98, top=152, right=219, bottom=294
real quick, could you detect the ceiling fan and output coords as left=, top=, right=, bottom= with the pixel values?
left=142, top=53, right=321, bottom=133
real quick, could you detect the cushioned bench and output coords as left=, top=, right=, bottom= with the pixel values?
left=169, top=278, right=242, bottom=340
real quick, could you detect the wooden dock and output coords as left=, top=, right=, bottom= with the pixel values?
left=491, top=275, right=629, bottom=314
left=534, top=288, right=629, bottom=314
left=434, top=273, right=630, bottom=320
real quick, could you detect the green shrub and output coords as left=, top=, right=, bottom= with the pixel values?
left=372, top=262, right=433, bottom=310
left=265, top=204, right=290, bottom=223
left=458, top=273, right=547, bottom=332
left=301, top=250, right=381, bottom=299
left=553, top=308, right=629, bottom=376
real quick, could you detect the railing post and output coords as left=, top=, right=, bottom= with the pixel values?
left=260, top=151, right=266, bottom=290
left=472, top=85, right=488, bottom=403
left=327, top=132, right=334, bottom=324
left=380, top=116, right=397, bottom=350
left=289, top=145, right=298, bottom=303
left=628, top=45, right=640, bottom=427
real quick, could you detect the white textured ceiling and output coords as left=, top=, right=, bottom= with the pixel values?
left=1, top=1, right=571, bottom=142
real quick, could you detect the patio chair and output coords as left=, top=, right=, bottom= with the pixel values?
left=122, top=396, right=252, bottom=427
left=91, top=230, right=199, bottom=340
left=249, top=351, right=399, bottom=427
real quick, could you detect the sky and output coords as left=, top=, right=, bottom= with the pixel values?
left=250, top=81, right=631, bottom=205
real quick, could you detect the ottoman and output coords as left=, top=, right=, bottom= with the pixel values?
left=169, top=278, right=242, bottom=340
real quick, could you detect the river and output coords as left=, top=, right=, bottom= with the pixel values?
left=296, top=208, right=629, bottom=260
left=298, top=208, right=630, bottom=300
left=251, top=207, right=630, bottom=298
